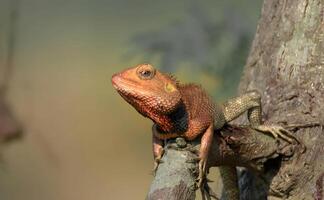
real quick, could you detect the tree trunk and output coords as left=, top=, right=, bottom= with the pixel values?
left=238, top=0, right=324, bottom=199
left=147, top=0, right=323, bottom=199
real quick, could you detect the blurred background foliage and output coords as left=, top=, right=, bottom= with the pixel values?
left=0, top=0, right=262, bottom=199
left=129, top=3, right=256, bottom=98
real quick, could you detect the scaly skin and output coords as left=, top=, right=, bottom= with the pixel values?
left=111, top=64, right=299, bottom=200
left=112, top=64, right=218, bottom=188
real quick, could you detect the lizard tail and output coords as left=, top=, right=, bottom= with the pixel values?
left=219, top=166, right=239, bottom=200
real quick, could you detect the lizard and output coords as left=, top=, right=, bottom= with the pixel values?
left=111, top=63, right=300, bottom=200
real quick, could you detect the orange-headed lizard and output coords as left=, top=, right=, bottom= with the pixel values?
left=111, top=64, right=299, bottom=200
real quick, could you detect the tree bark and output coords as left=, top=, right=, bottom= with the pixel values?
left=147, top=0, right=323, bottom=199
left=238, top=0, right=324, bottom=199
left=147, top=125, right=301, bottom=200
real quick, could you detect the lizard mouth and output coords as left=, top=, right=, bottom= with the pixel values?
left=111, top=73, right=148, bottom=109
left=111, top=73, right=123, bottom=89
left=111, top=73, right=150, bottom=98
left=112, top=73, right=133, bottom=90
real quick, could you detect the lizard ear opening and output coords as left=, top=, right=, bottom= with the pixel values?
left=165, top=83, right=177, bottom=93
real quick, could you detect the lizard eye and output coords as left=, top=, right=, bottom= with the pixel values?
left=141, top=70, right=152, bottom=77
left=136, top=64, right=156, bottom=80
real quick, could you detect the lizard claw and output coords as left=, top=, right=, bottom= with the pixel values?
left=196, top=157, right=207, bottom=188
left=253, top=125, right=299, bottom=144
left=152, top=156, right=164, bottom=176
left=199, top=175, right=219, bottom=200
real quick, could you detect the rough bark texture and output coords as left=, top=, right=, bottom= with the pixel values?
left=147, top=125, right=302, bottom=200
left=147, top=0, right=323, bottom=199
left=238, top=0, right=324, bottom=199
left=146, top=140, right=197, bottom=200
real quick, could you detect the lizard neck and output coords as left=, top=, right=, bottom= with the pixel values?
left=153, top=101, right=189, bottom=134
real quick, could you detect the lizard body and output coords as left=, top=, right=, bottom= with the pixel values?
left=112, top=64, right=298, bottom=200
left=112, top=64, right=220, bottom=190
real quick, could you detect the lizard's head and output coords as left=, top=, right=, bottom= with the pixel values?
left=111, top=64, right=182, bottom=118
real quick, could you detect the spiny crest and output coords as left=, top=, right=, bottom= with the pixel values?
left=180, top=83, right=203, bottom=89
left=165, top=73, right=180, bottom=86
left=179, top=83, right=210, bottom=97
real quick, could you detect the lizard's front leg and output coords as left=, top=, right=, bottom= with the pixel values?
left=246, top=95, right=300, bottom=144
left=197, top=123, right=214, bottom=188
left=152, top=125, right=164, bottom=175
left=223, top=91, right=299, bottom=144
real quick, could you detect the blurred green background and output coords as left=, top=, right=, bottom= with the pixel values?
left=0, top=0, right=262, bottom=199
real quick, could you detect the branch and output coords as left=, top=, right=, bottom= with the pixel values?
left=146, top=125, right=303, bottom=200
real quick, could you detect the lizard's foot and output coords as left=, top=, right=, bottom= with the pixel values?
left=152, top=155, right=164, bottom=176
left=196, top=157, right=208, bottom=188
left=253, top=125, right=299, bottom=144
left=188, top=152, right=208, bottom=188
left=200, top=179, right=219, bottom=200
